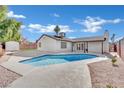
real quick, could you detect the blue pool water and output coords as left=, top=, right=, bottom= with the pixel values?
left=20, top=54, right=97, bottom=67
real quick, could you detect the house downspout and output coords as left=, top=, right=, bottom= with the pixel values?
left=102, top=41, right=103, bottom=54
left=84, top=42, right=85, bottom=53
left=72, top=42, right=74, bottom=52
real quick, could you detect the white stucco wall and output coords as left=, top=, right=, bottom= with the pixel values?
left=37, top=36, right=72, bottom=52
left=103, top=40, right=109, bottom=53
left=88, top=42, right=102, bottom=53
left=37, top=36, right=56, bottom=51
left=55, top=40, right=72, bottom=52
left=5, top=41, right=19, bottom=51
left=103, top=31, right=109, bottom=53
left=37, top=33, right=109, bottom=54
left=73, top=42, right=103, bottom=53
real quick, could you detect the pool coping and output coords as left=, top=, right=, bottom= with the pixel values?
left=19, top=53, right=99, bottom=65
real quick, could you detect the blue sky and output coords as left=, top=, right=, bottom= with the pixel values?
left=8, top=5, right=124, bottom=42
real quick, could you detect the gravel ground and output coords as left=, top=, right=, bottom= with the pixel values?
left=88, top=58, right=124, bottom=88
left=0, top=65, right=22, bottom=88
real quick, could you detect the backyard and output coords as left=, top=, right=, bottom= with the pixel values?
left=0, top=5, right=124, bottom=88
left=0, top=50, right=124, bottom=88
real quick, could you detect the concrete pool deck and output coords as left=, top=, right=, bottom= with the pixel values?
left=8, top=61, right=92, bottom=88
left=0, top=51, right=109, bottom=88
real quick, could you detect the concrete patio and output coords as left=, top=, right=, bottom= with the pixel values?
left=8, top=61, right=92, bottom=88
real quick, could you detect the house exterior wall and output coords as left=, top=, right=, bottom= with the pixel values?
left=37, top=36, right=57, bottom=51
left=37, top=36, right=72, bottom=52
left=73, top=41, right=109, bottom=54
left=72, top=31, right=109, bottom=53
left=37, top=31, right=109, bottom=54
left=103, top=31, right=109, bottom=53
left=103, top=40, right=109, bottom=53
left=37, top=37, right=109, bottom=54
left=55, top=40, right=72, bottom=52
left=88, top=42, right=102, bottom=53
left=117, top=38, right=124, bottom=60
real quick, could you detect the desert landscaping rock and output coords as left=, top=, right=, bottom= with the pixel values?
left=0, top=65, right=21, bottom=87
left=88, top=58, right=124, bottom=88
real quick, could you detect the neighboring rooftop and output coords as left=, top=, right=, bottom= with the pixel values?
left=115, top=37, right=124, bottom=42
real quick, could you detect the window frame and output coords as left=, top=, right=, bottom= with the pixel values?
left=39, top=42, right=41, bottom=47
left=61, top=41, right=67, bottom=49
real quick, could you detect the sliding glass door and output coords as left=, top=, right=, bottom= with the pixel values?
left=76, top=43, right=84, bottom=51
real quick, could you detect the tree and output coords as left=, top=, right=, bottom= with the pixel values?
left=0, top=18, right=22, bottom=42
left=111, top=34, right=115, bottom=44
left=0, top=6, right=7, bottom=22
left=0, top=6, right=22, bottom=42
left=54, top=25, right=60, bottom=36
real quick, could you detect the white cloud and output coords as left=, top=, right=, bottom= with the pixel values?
left=7, top=11, right=26, bottom=19
left=74, top=16, right=124, bottom=33
left=52, top=13, right=60, bottom=17
left=20, top=25, right=26, bottom=29
left=68, top=36, right=76, bottom=39
left=28, top=24, right=73, bottom=33
left=110, top=18, right=122, bottom=24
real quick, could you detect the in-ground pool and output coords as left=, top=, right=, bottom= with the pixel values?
left=20, top=54, right=97, bottom=67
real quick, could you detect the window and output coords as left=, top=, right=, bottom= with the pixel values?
left=39, top=42, right=41, bottom=47
left=61, top=42, right=67, bottom=49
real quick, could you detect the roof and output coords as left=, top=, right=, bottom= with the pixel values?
left=36, top=34, right=73, bottom=43
left=72, top=36, right=105, bottom=42
left=36, top=34, right=105, bottom=43
left=115, top=37, right=124, bottom=42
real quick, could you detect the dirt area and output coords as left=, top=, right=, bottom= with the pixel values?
left=0, top=65, right=21, bottom=88
left=88, top=58, right=124, bottom=88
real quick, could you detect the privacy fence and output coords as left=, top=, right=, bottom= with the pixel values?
left=20, top=43, right=37, bottom=50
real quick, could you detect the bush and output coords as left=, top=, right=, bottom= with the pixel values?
left=111, top=56, right=117, bottom=65
left=106, top=84, right=113, bottom=88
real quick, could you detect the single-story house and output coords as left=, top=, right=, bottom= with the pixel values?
left=36, top=31, right=109, bottom=54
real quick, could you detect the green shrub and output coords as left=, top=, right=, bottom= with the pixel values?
left=111, top=56, right=117, bottom=65
left=106, top=84, right=113, bottom=88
